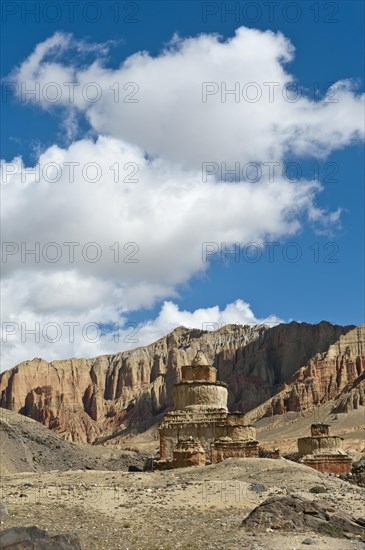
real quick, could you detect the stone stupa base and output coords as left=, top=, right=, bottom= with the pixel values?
left=158, top=351, right=259, bottom=468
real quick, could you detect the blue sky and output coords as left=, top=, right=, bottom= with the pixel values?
left=1, top=1, right=364, bottom=369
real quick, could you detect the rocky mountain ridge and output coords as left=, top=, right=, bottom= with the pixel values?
left=244, top=324, right=365, bottom=424
left=0, top=321, right=364, bottom=443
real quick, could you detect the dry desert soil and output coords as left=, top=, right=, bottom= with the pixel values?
left=1, top=409, right=365, bottom=550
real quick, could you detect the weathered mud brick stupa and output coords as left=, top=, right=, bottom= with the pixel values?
left=158, top=351, right=259, bottom=468
left=297, top=423, right=352, bottom=474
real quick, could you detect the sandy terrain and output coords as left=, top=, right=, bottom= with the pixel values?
left=1, top=407, right=364, bottom=549
left=1, top=458, right=365, bottom=549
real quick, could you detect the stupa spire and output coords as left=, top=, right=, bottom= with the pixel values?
left=191, top=350, right=209, bottom=367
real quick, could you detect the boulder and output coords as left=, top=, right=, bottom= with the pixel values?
left=242, top=495, right=365, bottom=538
left=0, top=500, right=9, bottom=520
left=0, top=526, right=82, bottom=549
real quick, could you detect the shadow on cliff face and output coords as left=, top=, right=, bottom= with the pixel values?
left=0, top=322, right=362, bottom=444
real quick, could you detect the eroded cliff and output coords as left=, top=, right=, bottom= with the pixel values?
left=0, top=322, right=363, bottom=443
left=244, top=324, right=365, bottom=423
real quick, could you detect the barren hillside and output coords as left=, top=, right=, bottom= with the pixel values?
left=0, top=322, right=363, bottom=444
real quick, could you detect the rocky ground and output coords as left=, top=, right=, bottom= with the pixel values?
left=1, top=405, right=364, bottom=549
left=0, top=408, right=146, bottom=475
left=1, top=458, right=365, bottom=549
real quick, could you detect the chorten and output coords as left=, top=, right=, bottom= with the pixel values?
left=173, top=350, right=228, bottom=412
left=298, top=423, right=352, bottom=474
left=158, top=350, right=258, bottom=468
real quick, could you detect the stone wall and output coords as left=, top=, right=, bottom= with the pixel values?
left=159, top=409, right=257, bottom=462
left=181, top=365, right=216, bottom=382
left=311, top=424, right=330, bottom=436
left=225, top=420, right=256, bottom=442
left=160, top=418, right=226, bottom=459
left=171, top=439, right=206, bottom=468
left=303, top=455, right=352, bottom=474
left=173, top=381, right=228, bottom=411
left=298, top=435, right=343, bottom=456
left=211, top=439, right=259, bottom=463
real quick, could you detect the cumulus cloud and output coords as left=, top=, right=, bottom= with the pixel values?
left=1, top=133, right=317, bottom=373
left=1, top=135, right=323, bottom=286
left=1, top=26, right=364, bottom=370
left=1, top=296, right=281, bottom=371
left=7, top=28, right=364, bottom=167
left=138, top=299, right=281, bottom=342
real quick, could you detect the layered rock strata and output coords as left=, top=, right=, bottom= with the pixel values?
left=244, top=324, right=365, bottom=424
left=0, top=322, right=363, bottom=443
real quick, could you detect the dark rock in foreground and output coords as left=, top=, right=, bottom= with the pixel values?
left=345, top=458, right=365, bottom=487
left=0, top=525, right=82, bottom=549
left=241, top=495, right=365, bottom=538
left=0, top=500, right=9, bottom=520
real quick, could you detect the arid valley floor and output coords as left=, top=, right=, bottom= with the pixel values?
left=1, top=323, right=365, bottom=548
left=1, top=405, right=364, bottom=549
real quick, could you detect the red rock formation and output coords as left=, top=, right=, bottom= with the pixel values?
left=244, top=324, right=365, bottom=423
left=0, top=322, right=363, bottom=443
left=332, top=372, right=365, bottom=413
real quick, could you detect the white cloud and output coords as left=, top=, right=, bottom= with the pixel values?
left=1, top=130, right=317, bottom=369
left=1, top=26, right=364, bottom=371
left=1, top=135, right=323, bottom=289
left=0, top=134, right=331, bottom=372
left=0, top=296, right=281, bottom=372
left=8, top=28, right=364, bottom=168
left=138, top=299, right=281, bottom=342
